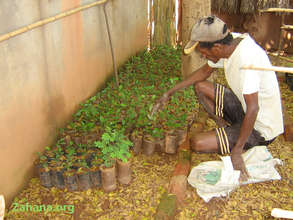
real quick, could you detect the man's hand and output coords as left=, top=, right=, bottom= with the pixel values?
left=231, top=147, right=249, bottom=182
left=150, top=93, right=170, bottom=117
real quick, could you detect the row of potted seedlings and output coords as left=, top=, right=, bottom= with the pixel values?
left=37, top=45, right=199, bottom=192
left=37, top=143, right=102, bottom=191
left=130, top=127, right=188, bottom=156
left=37, top=127, right=133, bottom=192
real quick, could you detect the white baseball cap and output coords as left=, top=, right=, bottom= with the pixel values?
left=184, top=15, right=229, bottom=55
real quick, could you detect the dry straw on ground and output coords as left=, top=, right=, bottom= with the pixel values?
left=5, top=70, right=293, bottom=220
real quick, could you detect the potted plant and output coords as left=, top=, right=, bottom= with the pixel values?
left=164, top=129, right=178, bottom=154
left=142, top=134, right=156, bottom=156
left=76, top=159, right=92, bottom=191
left=43, top=146, right=55, bottom=163
left=64, top=141, right=75, bottom=155
left=76, top=143, right=87, bottom=157
left=49, top=155, right=65, bottom=189
left=175, top=115, right=188, bottom=146
left=89, top=155, right=103, bottom=188
left=64, top=135, right=72, bottom=146
left=130, top=129, right=143, bottom=154
left=94, top=127, right=133, bottom=190
left=37, top=154, right=52, bottom=188
left=64, top=168, right=78, bottom=192
left=114, top=133, right=133, bottom=185
left=149, top=126, right=165, bottom=153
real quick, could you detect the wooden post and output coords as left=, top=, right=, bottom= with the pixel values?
left=152, top=0, right=176, bottom=46
left=277, top=14, right=286, bottom=66
left=282, top=100, right=293, bottom=142
left=149, top=0, right=154, bottom=48
left=176, top=0, right=182, bottom=45
left=181, top=0, right=211, bottom=79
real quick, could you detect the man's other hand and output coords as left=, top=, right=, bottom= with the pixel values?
left=231, top=148, right=249, bottom=182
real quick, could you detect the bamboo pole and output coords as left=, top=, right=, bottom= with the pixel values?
left=241, top=65, right=293, bottom=74
left=103, top=2, right=119, bottom=87
left=0, top=0, right=108, bottom=43
left=259, top=8, right=293, bottom=13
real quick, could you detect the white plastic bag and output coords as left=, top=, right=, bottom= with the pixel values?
left=187, top=146, right=282, bottom=202
left=271, top=208, right=293, bottom=219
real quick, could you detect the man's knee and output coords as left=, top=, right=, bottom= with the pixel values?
left=190, top=133, right=218, bottom=153
left=190, top=135, right=205, bottom=152
left=193, top=81, right=206, bottom=95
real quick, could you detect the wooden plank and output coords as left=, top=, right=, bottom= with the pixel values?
left=267, top=52, right=293, bottom=64
left=281, top=25, right=293, bottom=30
left=260, top=8, right=293, bottom=13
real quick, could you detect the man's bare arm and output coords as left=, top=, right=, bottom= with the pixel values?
left=165, top=63, right=214, bottom=96
left=150, top=63, right=214, bottom=116
left=231, top=92, right=259, bottom=180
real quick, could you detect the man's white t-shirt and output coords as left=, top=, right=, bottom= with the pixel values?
left=208, top=33, right=284, bottom=141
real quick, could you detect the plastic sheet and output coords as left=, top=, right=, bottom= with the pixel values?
left=188, top=146, right=282, bottom=202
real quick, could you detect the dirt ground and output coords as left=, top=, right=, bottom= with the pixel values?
left=4, top=62, right=293, bottom=220
left=4, top=134, right=292, bottom=220
left=4, top=93, right=293, bottom=219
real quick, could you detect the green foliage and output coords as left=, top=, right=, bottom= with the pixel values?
left=37, top=152, right=47, bottom=162
left=68, top=45, right=187, bottom=135
left=37, top=45, right=199, bottom=171
left=94, top=127, right=133, bottom=168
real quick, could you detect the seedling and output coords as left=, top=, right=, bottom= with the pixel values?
left=94, top=127, right=133, bottom=168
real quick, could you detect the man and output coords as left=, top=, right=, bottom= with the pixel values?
left=153, top=15, right=284, bottom=181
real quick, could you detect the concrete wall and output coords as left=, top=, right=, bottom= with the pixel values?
left=0, top=0, right=148, bottom=205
